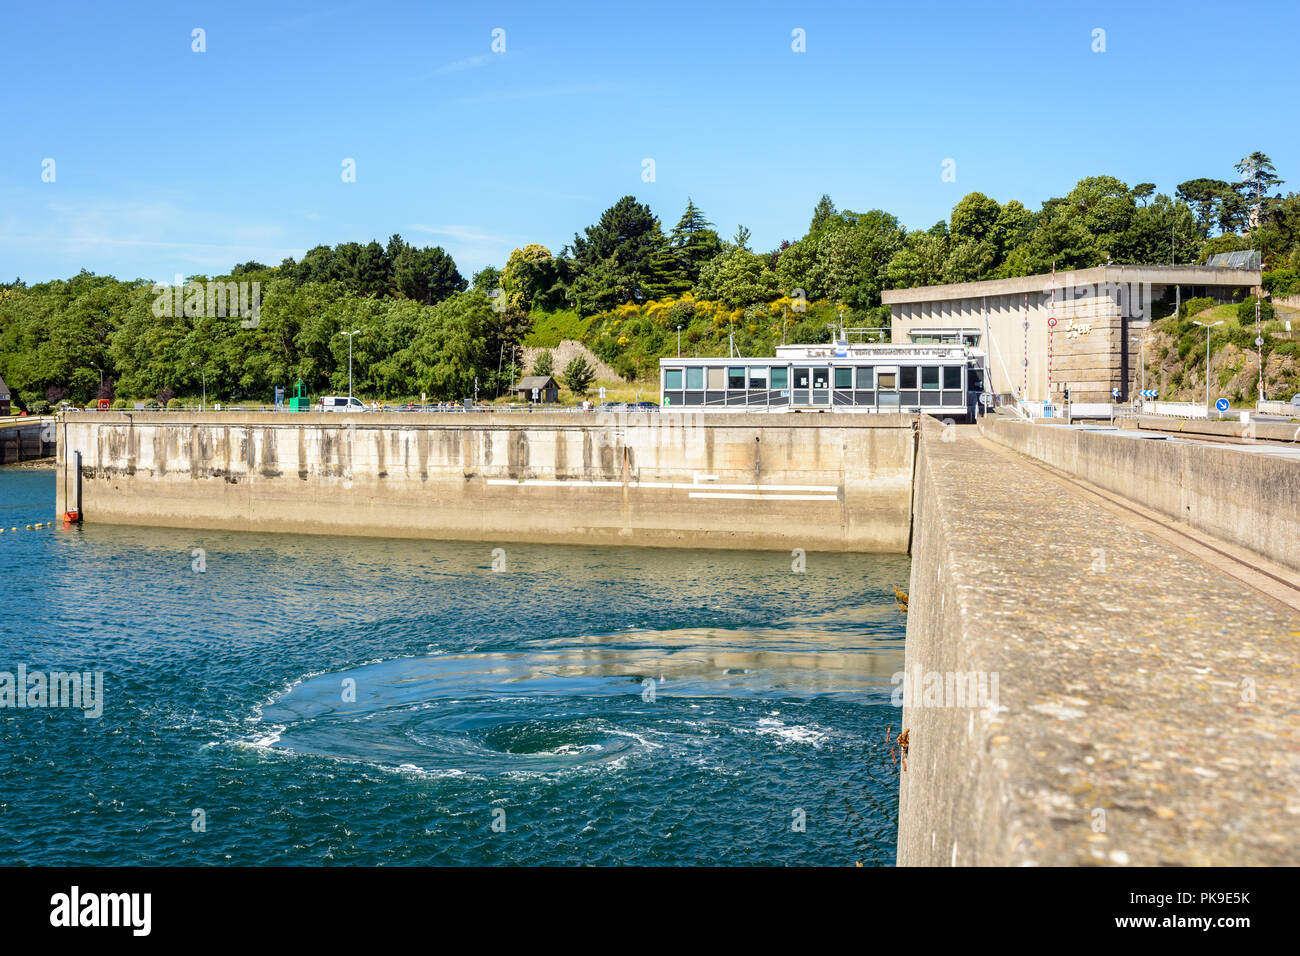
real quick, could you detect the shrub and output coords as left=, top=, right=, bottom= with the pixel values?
left=1237, top=296, right=1275, bottom=324
left=531, top=349, right=554, bottom=377
left=613, top=354, right=638, bottom=382
left=166, top=397, right=184, bottom=409
left=28, top=399, right=50, bottom=415
left=1263, top=268, right=1297, bottom=297
left=1178, top=296, right=1216, bottom=318
left=111, top=398, right=127, bottom=409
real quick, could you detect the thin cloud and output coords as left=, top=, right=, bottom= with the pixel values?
left=450, top=83, right=604, bottom=106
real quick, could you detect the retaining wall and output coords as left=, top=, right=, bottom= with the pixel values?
left=54, top=410, right=916, bottom=552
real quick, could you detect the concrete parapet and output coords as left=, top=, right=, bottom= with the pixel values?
left=899, top=418, right=1300, bottom=865
left=984, top=418, right=1300, bottom=572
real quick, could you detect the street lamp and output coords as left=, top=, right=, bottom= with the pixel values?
left=338, top=329, right=362, bottom=401
left=190, top=361, right=206, bottom=411
left=676, top=325, right=682, bottom=357
left=1192, top=320, right=1223, bottom=409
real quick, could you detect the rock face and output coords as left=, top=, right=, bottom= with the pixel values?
left=520, top=341, right=622, bottom=384
left=1139, top=314, right=1300, bottom=405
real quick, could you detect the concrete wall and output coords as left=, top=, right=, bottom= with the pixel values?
left=985, top=418, right=1300, bottom=572
left=899, top=419, right=1300, bottom=865
left=54, top=410, right=917, bottom=552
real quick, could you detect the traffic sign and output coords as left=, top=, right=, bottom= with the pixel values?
left=1111, top=388, right=1120, bottom=398
left=1255, top=337, right=1264, bottom=347
left=1048, top=317, right=1057, bottom=328
left=1215, top=398, right=1230, bottom=412
left=979, top=392, right=994, bottom=406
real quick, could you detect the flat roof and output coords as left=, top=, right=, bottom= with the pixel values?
left=881, top=264, right=1261, bottom=305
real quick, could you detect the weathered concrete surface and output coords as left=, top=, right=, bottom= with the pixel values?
left=899, top=418, right=1300, bottom=865
left=1121, top=415, right=1300, bottom=443
left=984, top=417, right=1300, bottom=572
left=54, top=410, right=916, bottom=552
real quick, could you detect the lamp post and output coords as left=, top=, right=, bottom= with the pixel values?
left=190, top=362, right=206, bottom=411
left=1192, top=320, right=1223, bottom=409
left=338, top=329, right=362, bottom=402
left=676, top=325, right=682, bottom=357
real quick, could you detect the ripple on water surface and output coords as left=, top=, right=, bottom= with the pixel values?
left=0, top=469, right=908, bottom=865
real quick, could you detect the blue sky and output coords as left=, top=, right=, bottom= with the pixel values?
left=2, top=0, right=1296, bottom=284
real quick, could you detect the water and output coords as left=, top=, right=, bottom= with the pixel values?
left=0, top=468, right=908, bottom=865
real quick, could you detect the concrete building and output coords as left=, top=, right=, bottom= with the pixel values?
left=882, top=264, right=1260, bottom=404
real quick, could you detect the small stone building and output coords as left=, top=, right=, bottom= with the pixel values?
left=514, top=375, right=559, bottom=403
left=0, top=374, right=10, bottom=416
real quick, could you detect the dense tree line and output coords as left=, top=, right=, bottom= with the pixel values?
left=2, top=153, right=1296, bottom=409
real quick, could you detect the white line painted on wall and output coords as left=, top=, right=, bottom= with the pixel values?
left=687, top=492, right=838, bottom=502
left=485, top=478, right=839, bottom=493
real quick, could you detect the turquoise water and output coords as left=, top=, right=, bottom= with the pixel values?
left=0, top=468, right=907, bottom=865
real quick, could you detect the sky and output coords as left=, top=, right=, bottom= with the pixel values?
left=2, top=0, right=1297, bottom=284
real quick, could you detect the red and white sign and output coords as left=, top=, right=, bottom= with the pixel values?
left=1047, top=317, right=1057, bottom=328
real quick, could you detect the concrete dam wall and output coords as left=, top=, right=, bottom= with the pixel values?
left=54, top=411, right=917, bottom=552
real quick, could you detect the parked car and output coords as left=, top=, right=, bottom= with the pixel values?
left=318, top=396, right=368, bottom=412
left=634, top=401, right=660, bottom=411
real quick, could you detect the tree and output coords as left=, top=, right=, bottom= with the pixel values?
left=562, top=353, right=596, bottom=396
left=532, top=349, right=554, bottom=376
left=950, top=192, right=1001, bottom=244
left=1176, top=178, right=1238, bottom=237
left=501, top=244, right=566, bottom=313
left=809, top=194, right=837, bottom=234
left=393, top=244, right=466, bottom=305
left=732, top=225, right=751, bottom=251
left=1131, top=183, right=1156, bottom=205
left=1235, top=152, right=1285, bottom=231
left=695, top=248, right=779, bottom=308
left=665, top=199, right=722, bottom=285
left=567, top=196, right=667, bottom=313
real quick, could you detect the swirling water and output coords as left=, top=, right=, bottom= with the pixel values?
left=0, top=468, right=907, bottom=865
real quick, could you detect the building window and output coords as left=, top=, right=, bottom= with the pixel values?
left=900, top=366, right=918, bottom=389
left=921, top=366, right=940, bottom=389
left=728, top=367, right=746, bottom=390
left=664, top=368, right=683, bottom=390
left=943, top=366, right=962, bottom=389
left=856, top=366, right=874, bottom=388
left=686, top=367, right=704, bottom=390
left=834, top=367, right=853, bottom=389
left=771, top=367, right=789, bottom=389
left=812, top=367, right=829, bottom=388
left=748, top=367, right=768, bottom=388
left=794, top=367, right=810, bottom=388
left=878, top=372, right=897, bottom=389
left=708, top=366, right=725, bottom=390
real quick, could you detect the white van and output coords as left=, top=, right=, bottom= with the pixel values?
left=318, top=395, right=368, bottom=412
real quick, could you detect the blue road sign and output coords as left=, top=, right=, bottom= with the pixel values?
left=1215, top=398, right=1229, bottom=412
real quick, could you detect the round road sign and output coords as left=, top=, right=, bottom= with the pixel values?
left=1215, top=398, right=1230, bottom=412
left=1255, top=337, right=1264, bottom=347
left=1048, top=317, right=1058, bottom=328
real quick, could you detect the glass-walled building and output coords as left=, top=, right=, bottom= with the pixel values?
left=659, top=343, right=985, bottom=417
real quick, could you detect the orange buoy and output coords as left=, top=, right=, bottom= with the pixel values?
left=62, top=510, right=81, bottom=524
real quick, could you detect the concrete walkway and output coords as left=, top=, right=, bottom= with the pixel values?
left=899, top=419, right=1300, bottom=865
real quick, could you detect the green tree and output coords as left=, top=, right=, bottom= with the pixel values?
left=532, top=349, right=554, bottom=376
left=562, top=353, right=596, bottom=396
left=567, top=196, right=667, bottom=313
